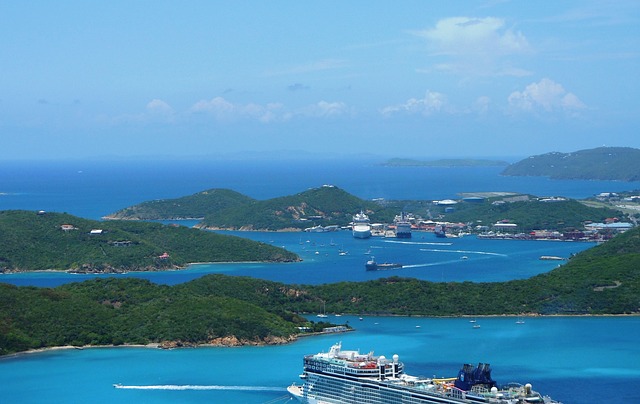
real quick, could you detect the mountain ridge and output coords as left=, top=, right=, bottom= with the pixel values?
left=501, top=147, right=640, bottom=181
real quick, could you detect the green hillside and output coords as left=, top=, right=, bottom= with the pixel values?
left=0, top=210, right=298, bottom=273
left=0, top=276, right=312, bottom=355
left=439, top=198, right=623, bottom=232
left=501, top=147, right=640, bottom=181
left=104, top=188, right=254, bottom=220
left=1, top=227, right=639, bottom=355
left=105, top=185, right=397, bottom=231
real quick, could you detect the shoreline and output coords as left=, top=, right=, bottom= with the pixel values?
left=2, top=313, right=637, bottom=360
left=0, top=258, right=300, bottom=275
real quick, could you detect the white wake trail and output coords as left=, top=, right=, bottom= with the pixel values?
left=384, top=240, right=453, bottom=246
left=419, top=248, right=507, bottom=257
left=113, top=384, right=286, bottom=391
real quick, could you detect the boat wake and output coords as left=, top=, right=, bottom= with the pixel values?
left=419, top=248, right=507, bottom=257
left=403, top=260, right=463, bottom=268
left=113, top=384, right=286, bottom=391
left=384, top=240, right=453, bottom=246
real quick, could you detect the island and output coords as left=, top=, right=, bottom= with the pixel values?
left=1, top=224, right=639, bottom=356
left=103, top=185, right=398, bottom=231
left=102, top=185, right=631, bottom=237
left=501, top=146, right=640, bottom=181
left=0, top=210, right=299, bottom=273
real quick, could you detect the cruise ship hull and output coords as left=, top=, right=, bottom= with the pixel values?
left=352, top=225, right=371, bottom=239
left=352, top=211, right=371, bottom=239
left=289, top=343, right=560, bottom=404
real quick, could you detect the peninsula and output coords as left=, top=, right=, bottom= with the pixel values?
left=104, top=185, right=397, bottom=231
left=0, top=210, right=299, bottom=273
left=1, top=225, right=638, bottom=356
left=501, top=146, right=640, bottom=181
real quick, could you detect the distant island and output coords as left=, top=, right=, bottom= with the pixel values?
left=382, top=158, right=510, bottom=167
left=103, top=185, right=628, bottom=234
left=0, top=210, right=299, bottom=273
left=1, top=224, right=639, bottom=356
left=104, top=185, right=399, bottom=231
left=502, top=146, right=640, bottom=181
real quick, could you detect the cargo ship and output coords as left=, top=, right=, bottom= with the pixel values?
left=365, top=257, right=402, bottom=271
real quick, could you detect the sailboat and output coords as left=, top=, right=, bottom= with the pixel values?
left=317, top=301, right=328, bottom=318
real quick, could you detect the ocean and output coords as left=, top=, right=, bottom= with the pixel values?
left=1, top=158, right=639, bottom=403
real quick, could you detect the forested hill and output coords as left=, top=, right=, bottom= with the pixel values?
left=501, top=147, right=640, bottom=181
left=1, top=227, right=638, bottom=355
left=0, top=210, right=298, bottom=273
left=440, top=198, right=623, bottom=232
left=103, top=188, right=254, bottom=220
left=105, top=185, right=395, bottom=231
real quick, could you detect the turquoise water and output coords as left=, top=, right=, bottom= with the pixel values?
left=1, top=159, right=639, bottom=403
left=1, top=316, right=639, bottom=404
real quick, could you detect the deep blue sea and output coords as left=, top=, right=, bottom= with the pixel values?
left=1, top=158, right=639, bottom=403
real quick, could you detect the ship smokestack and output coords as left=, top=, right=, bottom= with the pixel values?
left=378, top=356, right=386, bottom=380
left=392, top=354, right=399, bottom=378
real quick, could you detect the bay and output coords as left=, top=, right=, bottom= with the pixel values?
left=1, top=316, right=638, bottom=404
left=0, top=158, right=639, bottom=403
left=0, top=230, right=593, bottom=287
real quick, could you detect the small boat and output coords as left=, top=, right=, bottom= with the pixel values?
left=317, top=301, right=328, bottom=318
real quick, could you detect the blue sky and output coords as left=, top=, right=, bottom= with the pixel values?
left=1, top=1, right=638, bottom=160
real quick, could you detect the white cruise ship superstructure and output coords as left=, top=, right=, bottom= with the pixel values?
left=288, top=342, right=561, bottom=404
left=352, top=211, right=372, bottom=239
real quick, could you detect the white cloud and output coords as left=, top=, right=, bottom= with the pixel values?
left=190, top=97, right=351, bottom=122
left=146, top=99, right=172, bottom=113
left=190, top=97, right=288, bottom=123
left=380, top=90, right=447, bottom=116
left=301, top=101, right=350, bottom=118
left=508, top=78, right=586, bottom=113
left=414, top=17, right=532, bottom=76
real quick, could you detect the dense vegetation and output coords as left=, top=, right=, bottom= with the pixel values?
left=106, top=186, right=399, bottom=230
left=1, top=227, right=638, bottom=355
left=0, top=210, right=298, bottom=272
left=502, top=147, right=640, bottom=181
left=104, top=189, right=253, bottom=220
left=0, top=277, right=309, bottom=355
left=383, top=158, right=509, bottom=167
left=438, top=198, right=624, bottom=232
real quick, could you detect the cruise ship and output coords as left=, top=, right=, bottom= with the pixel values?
left=394, top=212, right=412, bottom=238
left=352, top=211, right=372, bottom=239
left=288, top=342, right=561, bottom=404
